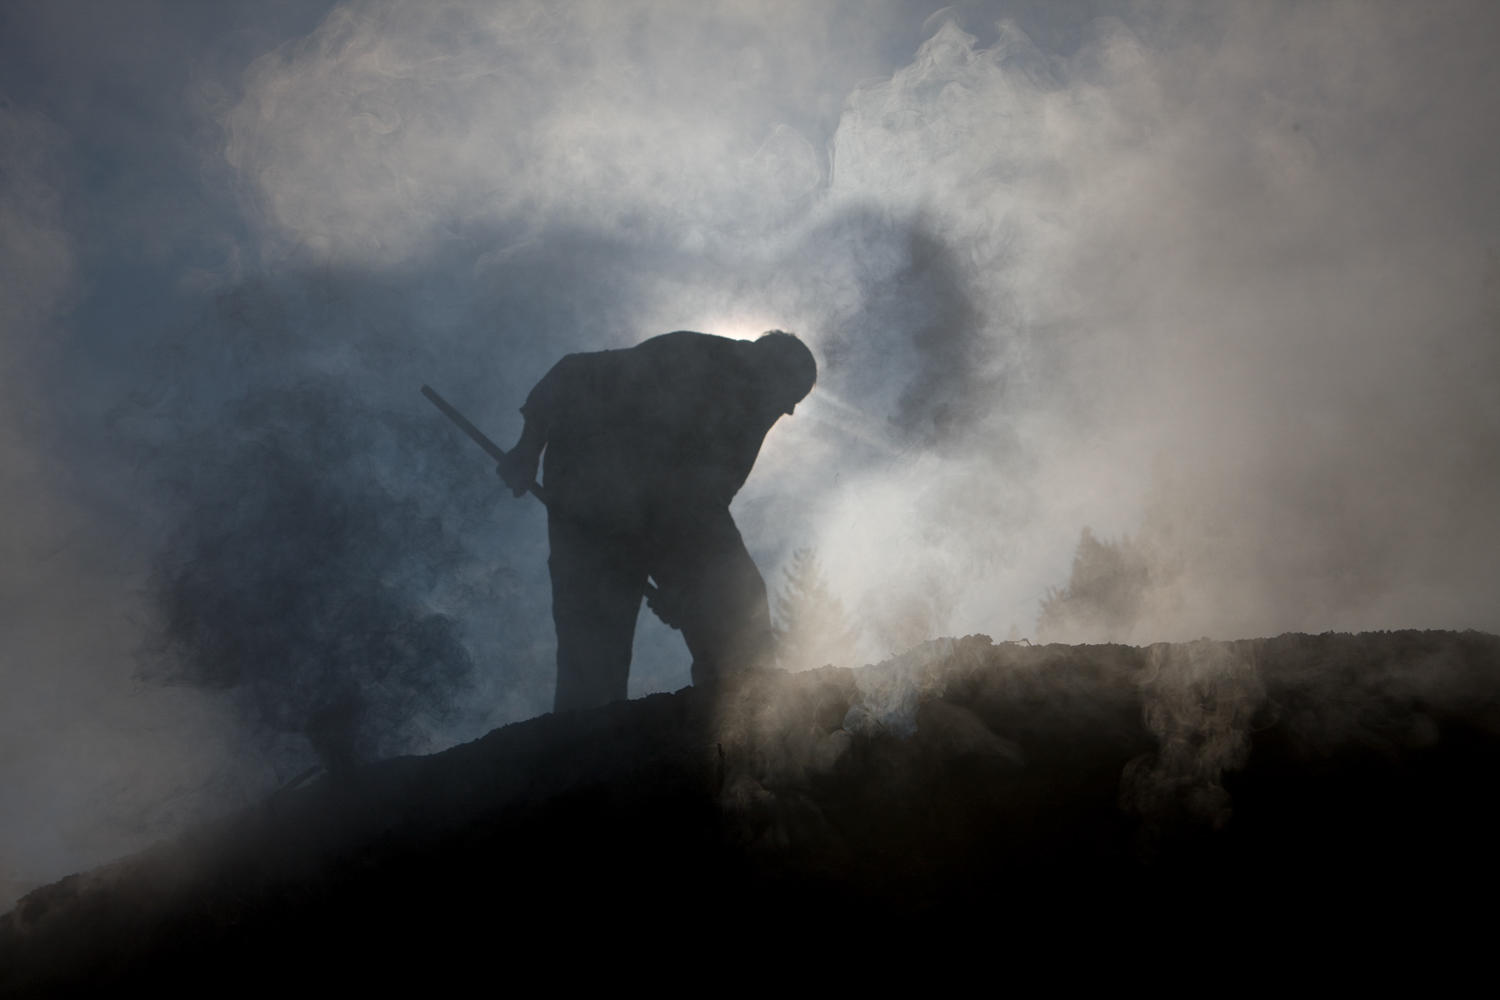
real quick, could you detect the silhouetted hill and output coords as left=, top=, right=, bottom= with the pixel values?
left=4, top=631, right=1498, bottom=990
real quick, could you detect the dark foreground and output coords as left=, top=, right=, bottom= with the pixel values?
left=3, top=631, right=1498, bottom=990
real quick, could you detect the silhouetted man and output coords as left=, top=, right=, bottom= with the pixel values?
left=497, top=330, right=817, bottom=712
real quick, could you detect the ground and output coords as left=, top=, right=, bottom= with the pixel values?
left=2, top=630, right=1497, bottom=989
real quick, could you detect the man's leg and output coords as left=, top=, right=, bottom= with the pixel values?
left=650, top=506, right=776, bottom=687
left=548, top=514, right=648, bottom=711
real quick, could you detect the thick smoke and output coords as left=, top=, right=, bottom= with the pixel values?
left=147, top=379, right=481, bottom=772
left=772, top=548, right=861, bottom=673
left=800, top=4, right=1500, bottom=647
left=3, top=0, right=1499, bottom=912
left=219, top=0, right=897, bottom=266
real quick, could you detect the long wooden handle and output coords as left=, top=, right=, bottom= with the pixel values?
left=421, top=384, right=549, bottom=505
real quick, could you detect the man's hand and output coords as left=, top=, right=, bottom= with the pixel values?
left=495, top=450, right=539, bottom=498
left=495, top=419, right=546, bottom=499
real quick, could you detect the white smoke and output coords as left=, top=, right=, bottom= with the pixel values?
left=219, top=0, right=1500, bottom=650
left=800, top=5, right=1500, bottom=648
left=222, top=0, right=852, bottom=266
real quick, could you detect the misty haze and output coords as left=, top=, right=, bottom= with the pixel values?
left=2, top=0, right=1498, bottom=981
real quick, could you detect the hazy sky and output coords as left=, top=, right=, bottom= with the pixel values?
left=3, top=0, right=1498, bottom=908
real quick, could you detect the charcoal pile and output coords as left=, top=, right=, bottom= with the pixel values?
left=4, top=630, right=1497, bottom=990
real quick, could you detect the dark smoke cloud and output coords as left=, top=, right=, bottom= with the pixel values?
left=812, top=210, right=1001, bottom=451
left=146, top=378, right=480, bottom=771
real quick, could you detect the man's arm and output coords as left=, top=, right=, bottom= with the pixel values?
left=497, top=419, right=545, bottom=498
left=496, top=352, right=584, bottom=498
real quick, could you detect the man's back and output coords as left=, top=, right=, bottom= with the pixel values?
left=524, top=332, right=776, bottom=527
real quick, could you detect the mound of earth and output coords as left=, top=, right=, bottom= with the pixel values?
left=3, top=631, right=1497, bottom=989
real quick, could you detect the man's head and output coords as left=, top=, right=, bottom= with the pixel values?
left=751, top=330, right=817, bottom=415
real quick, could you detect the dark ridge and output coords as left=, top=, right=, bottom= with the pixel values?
left=3, top=631, right=1498, bottom=988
